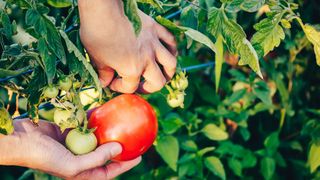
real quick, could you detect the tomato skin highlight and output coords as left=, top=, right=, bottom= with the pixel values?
left=88, top=94, right=158, bottom=161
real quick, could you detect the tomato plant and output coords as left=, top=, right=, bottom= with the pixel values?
left=1, top=0, right=320, bottom=179
left=88, top=94, right=158, bottom=161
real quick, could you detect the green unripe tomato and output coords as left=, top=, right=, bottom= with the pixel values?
left=65, top=129, right=97, bottom=155
left=43, top=86, right=59, bottom=99
left=58, top=77, right=72, bottom=91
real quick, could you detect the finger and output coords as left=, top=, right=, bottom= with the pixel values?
left=73, top=157, right=142, bottom=180
left=109, top=75, right=140, bottom=93
left=155, top=23, right=177, bottom=55
left=139, top=61, right=166, bottom=93
left=154, top=42, right=177, bottom=80
left=98, top=67, right=115, bottom=87
left=71, top=142, right=122, bottom=174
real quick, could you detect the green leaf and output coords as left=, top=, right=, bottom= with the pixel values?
left=0, top=107, right=14, bottom=135
left=226, top=0, right=265, bottom=13
left=223, top=20, right=262, bottom=78
left=215, top=35, right=224, bottom=92
left=181, top=140, right=198, bottom=152
left=264, top=132, right=280, bottom=152
left=155, top=135, right=179, bottom=171
left=1, top=10, right=14, bottom=38
left=160, top=113, right=184, bottom=134
left=156, top=16, right=185, bottom=34
left=47, top=0, right=72, bottom=8
left=123, top=0, right=142, bottom=35
left=0, top=67, right=30, bottom=78
left=156, top=16, right=216, bottom=54
left=207, top=8, right=262, bottom=78
left=137, top=0, right=163, bottom=11
left=251, top=12, right=285, bottom=58
left=38, top=38, right=56, bottom=84
left=223, top=89, right=247, bottom=105
left=202, top=124, right=229, bottom=141
left=207, top=7, right=224, bottom=38
left=260, top=157, right=275, bottom=180
left=308, top=143, right=320, bottom=173
left=60, top=30, right=102, bottom=99
left=198, top=146, right=216, bottom=156
left=25, top=8, right=67, bottom=64
left=204, top=156, right=226, bottom=180
left=228, top=158, right=242, bottom=176
left=183, top=27, right=216, bottom=53
left=302, top=24, right=320, bottom=66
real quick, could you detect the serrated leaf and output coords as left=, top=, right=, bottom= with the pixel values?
left=215, top=35, right=224, bottom=92
left=202, top=124, right=229, bottom=141
left=226, top=0, right=265, bottom=13
left=303, top=24, right=320, bottom=66
left=123, top=0, right=142, bottom=35
left=204, top=156, right=226, bottom=180
left=260, top=157, right=275, bottom=180
left=223, top=20, right=263, bottom=78
left=0, top=107, right=14, bottom=135
left=25, top=8, right=67, bottom=64
left=60, top=30, right=102, bottom=99
left=37, top=38, right=56, bottom=84
left=251, top=12, right=285, bottom=58
left=308, top=143, right=320, bottom=173
left=207, top=7, right=224, bottom=38
left=155, top=135, right=179, bottom=171
left=207, top=9, right=262, bottom=78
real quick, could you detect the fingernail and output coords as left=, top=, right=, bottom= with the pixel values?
left=111, top=143, right=122, bottom=157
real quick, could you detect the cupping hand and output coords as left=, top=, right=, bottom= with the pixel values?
left=79, top=0, right=177, bottom=93
left=0, top=119, right=141, bottom=179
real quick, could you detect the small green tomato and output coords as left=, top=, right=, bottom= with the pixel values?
left=43, top=86, right=59, bottom=99
left=58, top=77, right=73, bottom=91
left=65, top=129, right=97, bottom=155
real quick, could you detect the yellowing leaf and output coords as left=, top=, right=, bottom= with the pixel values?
left=303, top=24, right=320, bottom=66
left=0, top=107, right=14, bottom=135
left=308, top=143, right=320, bottom=173
left=251, top=13, right=285, bottom=58
left=215, top=35, right=224, bottom=92
left=184, top=28, right=216, bottom=53
left=202, top=124, right=229, bottom=141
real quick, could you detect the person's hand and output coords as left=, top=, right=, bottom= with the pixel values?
left=0, top=119, right=141, bottom=179
left=78, top=0, right=177, bottom=93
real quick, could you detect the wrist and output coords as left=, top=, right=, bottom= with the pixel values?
left=78, top=0, right=125, bottom=18
left=0, top=132, right=25, bottom=166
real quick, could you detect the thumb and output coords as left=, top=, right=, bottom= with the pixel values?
left=72, top=142, right=122, bottom=174
left=98, top=67, right=115, bottom=87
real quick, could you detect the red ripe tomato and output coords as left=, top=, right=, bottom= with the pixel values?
left=88, top=94, right=158, bottom=161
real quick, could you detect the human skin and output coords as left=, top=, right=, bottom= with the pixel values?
left=78, top=0, right=177, bottom=93
left=0, top=119, right=141, bottom=179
